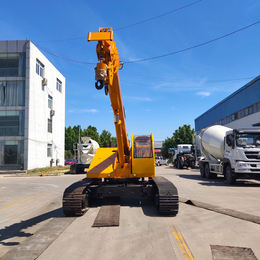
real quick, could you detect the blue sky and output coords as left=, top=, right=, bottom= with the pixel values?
left=1, top=0, right=260, bottom=141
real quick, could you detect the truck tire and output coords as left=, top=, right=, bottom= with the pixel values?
left=205, top=163, right=211, bottom=179
left=225, top=165, right=236, bottom=184
left=178, top=157, right=183, bottom=169
left=173, top=160, right=177, bottom=168
left=191, top=160, right=195, bottom=169
left=200, top=163, right=205, bottom=178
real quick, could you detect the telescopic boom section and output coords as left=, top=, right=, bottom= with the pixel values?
left=88, top=28, right=130, bottom=167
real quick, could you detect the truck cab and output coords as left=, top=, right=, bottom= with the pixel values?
left=173, top=144, right=195, bottom=169
left=224, top=129, right=260, bottom=179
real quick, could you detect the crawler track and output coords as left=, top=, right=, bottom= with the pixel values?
left=62, top=178, right=97, bottom=216
left=62, top=177, right=179, bottom=216
left=152, top=176, right=179, bottom=215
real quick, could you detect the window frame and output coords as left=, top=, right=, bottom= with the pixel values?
left=47, top=143, right=52, bottom=157
left=56, top=78, right=62, bottom=93
left=36, top=59, right=44, bottom=77
left=48, top=118, right=52, bottom=133
left=48, top=95, right=53, bottom=109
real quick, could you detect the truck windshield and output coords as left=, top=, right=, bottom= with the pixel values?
left=236, top=133, right=260, bottom=147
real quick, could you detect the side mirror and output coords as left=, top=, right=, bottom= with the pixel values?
left=226, top=135, right=231, bottom=146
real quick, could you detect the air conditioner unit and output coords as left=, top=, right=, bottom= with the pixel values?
left=50, top=109, right=55, bottom=116
left=42, top=78, right=48, bottom=86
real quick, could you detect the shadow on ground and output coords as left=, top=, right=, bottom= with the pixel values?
left=0, top=207, right=67, bottom=246
left=178, top=173, right=260, bottom=187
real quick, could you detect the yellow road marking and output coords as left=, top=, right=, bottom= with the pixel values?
left=168, top=219, right=195, bottom=260
left=0, top=192, right=46, bottom=210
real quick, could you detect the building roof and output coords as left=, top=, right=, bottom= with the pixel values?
left=195, top=75, right=260, bottom=131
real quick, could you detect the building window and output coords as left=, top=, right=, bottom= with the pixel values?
left=244, top=108, right=248, bottom=116
left=0, top=111, right=25, bottom=136
left=257, top=102, right=260, bottom=111
left=48, top=95, right=52, bottom=109
left=36, top=59, right=44, bottom=77
left=0, top=140, right=24, bottom=166
left=56, top=78, right=62, bottom=93
left=0, top=53, right=26, bottom=77
left=47, top=144, right=52, bottom=157
left=248, top=106, right=253, bottom=115
left=48, top=119, right=52, bottom=133
left=0, top=81, right=25, bottom=106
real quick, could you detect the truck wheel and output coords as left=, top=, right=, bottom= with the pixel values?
left=191, top=161, right=195, bottom=169
left=225, top=165, right=236, bottom=184
left=200, top=163, right=205, bottom=178
left=173, top=160, right=177, bottom=168
left=205, top=163, right=211, bottom=179
left=178, top=157, right=183, bottom=169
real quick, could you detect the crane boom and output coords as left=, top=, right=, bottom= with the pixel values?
left=88, top=27, right=129, bottom=168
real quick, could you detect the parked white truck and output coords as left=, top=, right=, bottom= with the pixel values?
left=70, top=137, right=99, bottom=174
left=173, top=144, right=196, bottom=169
left=197, top=125, right=260, bottom=184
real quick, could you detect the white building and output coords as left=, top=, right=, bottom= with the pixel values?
left=0, top=40, right=65, bottom=170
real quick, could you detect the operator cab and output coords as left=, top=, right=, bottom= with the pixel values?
left=132, top=134, right=155, bottom=178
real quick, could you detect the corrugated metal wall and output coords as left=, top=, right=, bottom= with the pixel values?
left=195, top=76, right=260, bottom=131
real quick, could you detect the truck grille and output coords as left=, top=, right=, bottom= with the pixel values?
left=245, top=151, right=260, bottom=159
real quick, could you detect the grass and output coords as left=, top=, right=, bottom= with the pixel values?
left=25, top=165, right=70, bottom=176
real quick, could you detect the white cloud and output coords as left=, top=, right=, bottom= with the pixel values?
left=130, top=96, right=151, bottom=101
left=67, top=109, right=98, bottom=114
left=196, top=91, right=210, bottom=97
left=83, top=109, right=98, bottom=113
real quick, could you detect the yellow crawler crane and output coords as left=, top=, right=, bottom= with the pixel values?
left=62, top=28, right=179, bottom=216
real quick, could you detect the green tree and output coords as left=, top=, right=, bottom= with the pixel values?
left=82, top=125, right=100, bottom=144
left=111, top=137, right=117, bottom=147
left=172, top=124, right=194, bottom=147
left=65, top=150, right=73, bottom=160
left=162, top=137, right=175, bottom=158
left=100, top=130, right=112, bottom=147
left=65, top=126, right=77, bottom=156
left=64, top=125, right=118, bottom=159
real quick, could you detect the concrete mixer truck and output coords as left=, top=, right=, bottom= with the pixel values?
left=197, top=125, right=260, bottom=184
left=70, top=137, right=99, bottom=174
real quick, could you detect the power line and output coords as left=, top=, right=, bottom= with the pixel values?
left=34, top=43, right=95, bottom=65
left=34, top=40, right=258, bottom=83
left=34, top=36, right=86, bottom=43
left=114, top=0, right=202, bottom=31
left=121, top=72, right=255, bottom=83
left=121, top=77, right=256, bottom=88
left=125, top=20, right=260, bottom=63
left=33, top=0, right=202, bottom=43
left=35, top=19, right=260, bottom=67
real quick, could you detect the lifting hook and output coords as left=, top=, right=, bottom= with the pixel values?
left=95, top=80, right=104, bottom=90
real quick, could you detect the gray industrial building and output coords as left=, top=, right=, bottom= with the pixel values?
left=195, top=75, right=260, bottom=132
